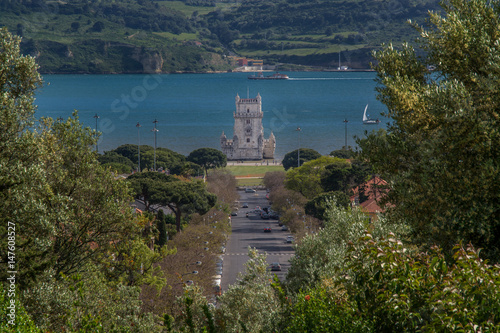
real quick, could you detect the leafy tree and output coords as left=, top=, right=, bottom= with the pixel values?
left=91, top=21, right=105, bottom=32
left=284, top=284, right=373, bottom=333
left=112, top=144, right=186, bottom=173
left=156, top=210, right=168, bottom=247
left=0, top=284, right=40, bottom=332
left=305, top=191, right=350, bottom=221
left=282, top=148, right=321, bottom=171
left=141, top=147, right=187, bottom=172
left=128, top=172, right=217, bottom=232
left=206, top=169, right=238, bottom=207
left=360, top=0, right=500, bottom=260
left=318, top=159, right=352, bottom=193
left=263, top=170, right=287, bottom=192
left=21, top=265, right=159, bottom=332
left=329, top=148, right=357, bottom=159
left=152, top=179, right=217, bottom=232
left=285, top=201, right=408, bottom=294
left=285, top=156, right=344, bottom=199
left=340, top=235, right=500, bottom=332
left=187, top=147, right=227, bottom=177
left=216, top=248, right=282, bottom=332
left=112, top=144, right=153, bottom=162
left=33, top=115, right=139, bottom=279
left=98, top=151, right=135, bottom=173
left=127, top=171, right=178, bottom=211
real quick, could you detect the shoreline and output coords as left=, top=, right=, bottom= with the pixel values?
left=39, top=68, right=375, bottom=75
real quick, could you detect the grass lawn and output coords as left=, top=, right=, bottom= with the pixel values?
left=223, top=164, right=285, bottom=187
left=225, top=165, right=284, bottom=177
left=236, top=177, right=265, bottom=187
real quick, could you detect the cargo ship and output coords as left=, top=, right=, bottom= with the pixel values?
left=248, top=72, right=289, bottom=80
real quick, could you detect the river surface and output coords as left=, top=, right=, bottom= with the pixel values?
left=35, top=71, right=387, bottom=159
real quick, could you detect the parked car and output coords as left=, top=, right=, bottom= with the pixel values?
left=264, top=227, right=272, bottom=232
left=270, top=262, right=281, bottom=271
left=261, top=213, right=270, bottom=219
left=245, top=188, right=256, bottom=193
left=242, top=203, right=249, bottom=208
left=231, top=212, right=238, bottom=216
left=286, top=236, right=294, bottom=243
left=281, top=225, right=288, bottom=231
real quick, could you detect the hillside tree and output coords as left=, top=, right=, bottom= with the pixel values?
left=359, top=0, right=500, bottom=260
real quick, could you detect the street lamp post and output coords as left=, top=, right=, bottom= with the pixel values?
left=93, top=113, right=100, bottom=153
left=343, top=118, right=349, bottom=150
left=136, top=122, right=141, bottom=172
left=296, top=127, right=301, bottom=167
left=152, top=119, right=159, bottom=171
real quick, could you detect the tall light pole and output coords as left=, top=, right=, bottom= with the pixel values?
left=343, top=118, right=348, bottom=150
left=136, top=122, right=141, bottom=172
left=93, top=113, right=100, bottom=153
left=152, top=119, right=158, bottom=171
left=296, top=127, right=301, bottom=168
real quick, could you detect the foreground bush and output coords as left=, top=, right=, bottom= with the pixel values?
left=287, top=233, right=500, bottom=332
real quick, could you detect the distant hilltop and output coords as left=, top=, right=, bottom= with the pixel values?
left=3, top=0, right=441, bottom=74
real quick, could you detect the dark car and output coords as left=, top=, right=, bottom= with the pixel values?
left=261, top=213, right=270, bottom=219
left=270, top=262, right=281, bottom=271
left=242, top=203, right=249, bottom=208
left=270, top=213, right=280, bottom=219
left=264, top=227, right=272, bottom=232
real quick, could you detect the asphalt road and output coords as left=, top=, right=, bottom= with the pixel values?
left=221, top=189, right=295, bottom=292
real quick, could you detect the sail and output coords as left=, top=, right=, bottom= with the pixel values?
left=362, top=104, right=369, bottom=122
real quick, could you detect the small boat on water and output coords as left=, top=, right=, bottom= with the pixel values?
left=248, top=72, right=289, bottom=80
left=362, top=104, right=380, bottom=124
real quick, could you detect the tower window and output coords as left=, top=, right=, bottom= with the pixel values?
left=247, top=138, right=250, bottom=143
left=247, top=108, right=250, bottom=113
left=246, top=120, right=250, bottom=124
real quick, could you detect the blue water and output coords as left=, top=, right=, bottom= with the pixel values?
left=35, top=71, right=387, bottom=160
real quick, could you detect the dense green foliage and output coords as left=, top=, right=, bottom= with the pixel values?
left=0, top=28, right=166, bottom=331
left=187, top=147, right=227, bottom=177
left=282, top=148, right=321, bottom=170
left=359, top=0, right=500, bottom=260
left=127, top=171, right=217, bottom=231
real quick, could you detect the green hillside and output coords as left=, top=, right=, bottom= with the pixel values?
left=0, top=0, right=441, bottom=73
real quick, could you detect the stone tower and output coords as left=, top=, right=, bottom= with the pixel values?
left=221, top=93, right=275, bottom=160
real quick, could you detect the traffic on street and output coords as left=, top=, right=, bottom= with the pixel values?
left=221, top=188, right=295, bottom=292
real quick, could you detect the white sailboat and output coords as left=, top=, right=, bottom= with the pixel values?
left=362, top=104, right=380, bottom=124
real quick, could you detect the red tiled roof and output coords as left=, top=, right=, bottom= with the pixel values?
left=350, top=176, right=388, bottom=215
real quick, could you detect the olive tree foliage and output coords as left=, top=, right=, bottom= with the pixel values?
left=21, top=265, right=159, bottom=332
left=359, top=0, right=500, bottom=260
left=0, top=28, right=139, bottom=288
left=0, top=27, right=44, bottom=285
left=216, top=248, right=282, bottom=333
left=285, top=200, right=409, bottom=294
